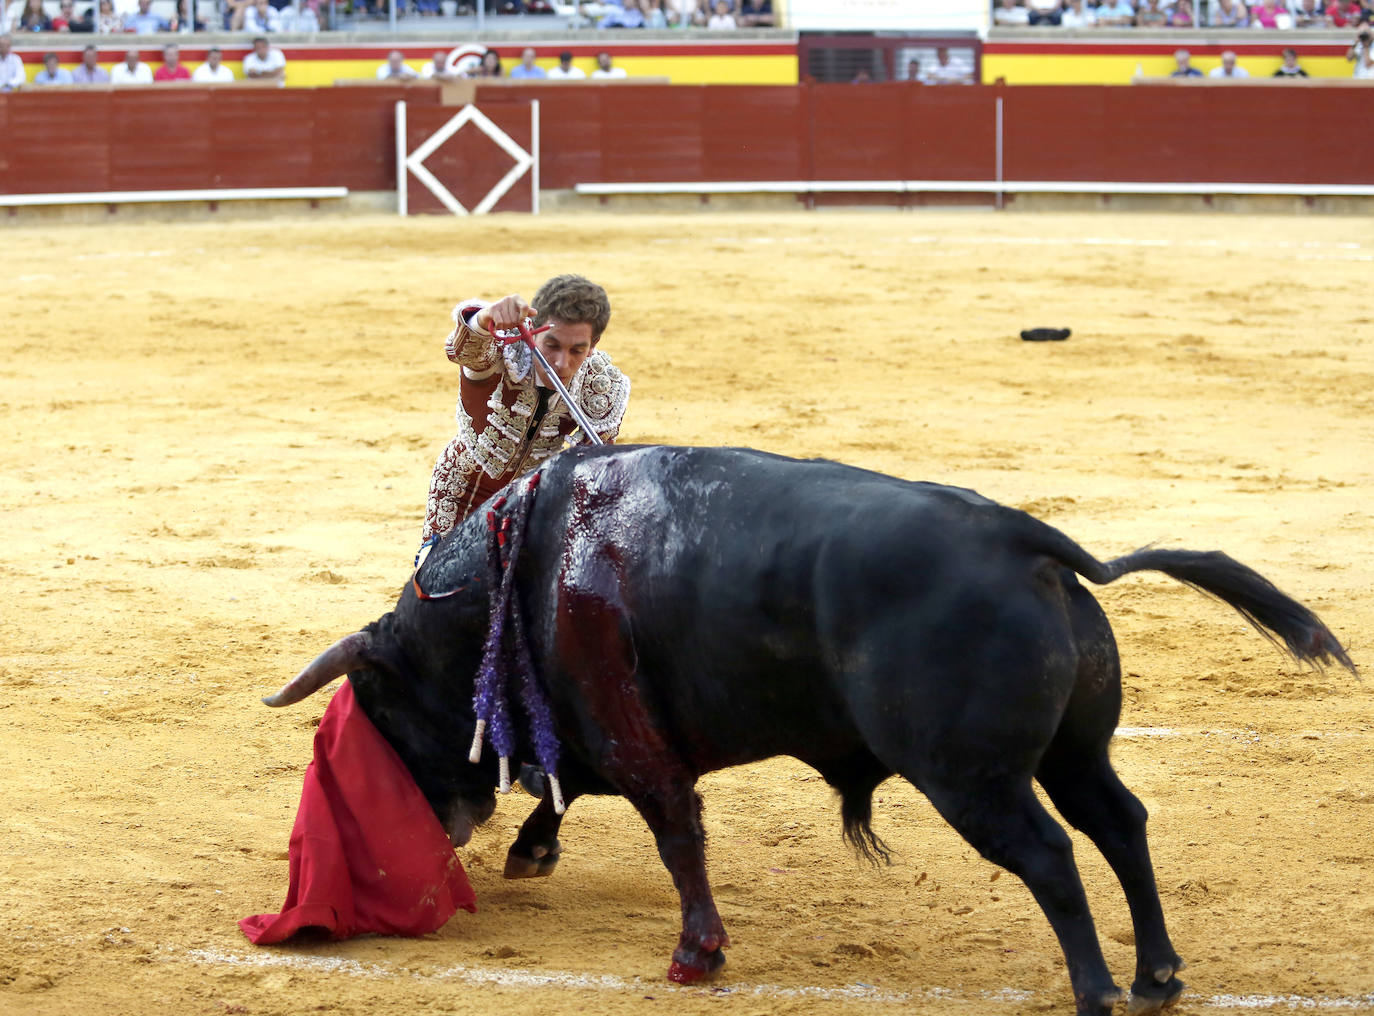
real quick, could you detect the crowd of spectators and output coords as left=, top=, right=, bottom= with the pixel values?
left=374, top=44, right=628, bottom=78
left=588, top=0, right=772, bottom=29
left=0, top=31, right=287, bottom=86
left=0, top=0, right=777, bottom=31
left=992, top=0, right=1374, bottom=27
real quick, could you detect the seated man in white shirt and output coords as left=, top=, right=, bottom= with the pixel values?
left=377, top=49, right=418, bottom=80
left=590, top=51, right=626, bottom=78
left=111, top=49, right=153, bottom=84
left=420, top=50, right=457, bottom=81
left=243, top=0, right=281, bottom=32
left=1207, top=50, right=1250, bottom=78
left=923, top=47, right=972, bottom=85
left=243, top=36, right=286, bottom=85
left=993, top=0, right=1031, bottom=24
left=546, top=50, right=586, bottom=79
left=192, top=46, right=235, bottom=82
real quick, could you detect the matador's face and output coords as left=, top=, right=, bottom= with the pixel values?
left=535, top=320, right=596, bottom=386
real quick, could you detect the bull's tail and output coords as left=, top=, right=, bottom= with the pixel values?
left=1015, top=516, right=1357, bottom=676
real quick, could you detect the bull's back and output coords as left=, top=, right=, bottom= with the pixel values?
left=531, top=446, right=1035, bottom=766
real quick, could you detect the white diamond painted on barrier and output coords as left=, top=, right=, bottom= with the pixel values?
left=405, top=104, right=534, bottom=216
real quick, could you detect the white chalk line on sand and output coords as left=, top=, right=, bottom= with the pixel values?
left=181, top=947, right=1374, bottom=1010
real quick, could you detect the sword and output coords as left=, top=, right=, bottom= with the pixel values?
left=495, top=319, right=605, bottom=446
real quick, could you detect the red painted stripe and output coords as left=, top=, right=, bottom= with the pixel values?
left=13, top=41, right=795, bottom=63
left=985, top=41, right=1353, bottom=55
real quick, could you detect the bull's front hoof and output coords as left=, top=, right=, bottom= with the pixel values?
left=667, top=950, right=726, bottom=985
left=667, top=934, right=728, bottom=985
left=503, top=840, right=561, bottom=879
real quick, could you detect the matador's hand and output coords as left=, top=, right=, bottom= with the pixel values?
left=477, top=294, right=538, bottom=335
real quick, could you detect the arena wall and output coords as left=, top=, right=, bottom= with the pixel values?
left=3, top=81, right=1372, bottom=205
left=5, top=30, right=1371, bottom=88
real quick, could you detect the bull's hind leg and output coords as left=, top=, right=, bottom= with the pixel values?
left=1037, top=579, right=1185, bottom=1012
left=1037, top=748, right=1185, bottom=1014
left=921, top=776, right=1124, bottom=1016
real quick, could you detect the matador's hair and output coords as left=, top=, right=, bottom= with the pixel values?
left=533, top=274, right=612, bottom=342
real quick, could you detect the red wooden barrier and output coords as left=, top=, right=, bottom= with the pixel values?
left=2, top=82, right=1371, bottom=201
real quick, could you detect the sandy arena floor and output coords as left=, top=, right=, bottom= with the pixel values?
left=1, top=210, right=1371, bottom=1016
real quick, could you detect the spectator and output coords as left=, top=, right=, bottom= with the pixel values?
left=1326, top=0, right=1363, bottom=26
left=1349, top=25, right=1374, bottom=77
left=1272, top=46, right=1308, bottom=75
left=244, top=0, right=281, bottom=30
left=924, top=46, right=971, bottom=84
left=377, top=48, right=417, bottom=79
left=126, top=0, right=166, bottom=32
left=192, top=45, right=234, bottom=81
left=591, top=51, right=626, bottom=77
left=419, top=50, right=457, bottom=80
left=94, top=0, right=122, bottom=31
left=686, top=0, right=711, bottom=25
left=169, top=0, right=206, bottom=30
left=993, top=0, right=1031, bottom=23
left=154, top=42, right=188, bottom=80
left=71, top=43, right=108, bottom=80
left=0, top=33, right=22, bottom=90
left=1135, top=0, right=1167, bottom=26
left=1167, top=0, right=1194, bottom=24
left=1094, top=0, right=1134, bottom=22
left=34, top=51, right=73, bottom=83
left=474, top=48, right=501, bottom=77
left=1250, top=0, right=1291, bottom=26
left=644, top=0, right=670, bottom=26
left=1027, top=0, right=1064, bottom=25
left=1292, top=0, right=1323, bottom=24
left=737, top=0, right=771, bottom=25
left=509, top=46, right=546, bottom=78
left=603, top=0, right=647, bottom=26
left=51, top=0, right=74, bottom=28
left=706, top=0, right=736, bottom=27
left=280, top=2, right=320, bottom=31
left=546, top=49, right=585, bottom=78
left=1170, top=47, right=1202, bottom=75
left=1208, top=0, right=1249, bottom=24
left=1061, top=0, right=1097, bottom=24
left=1208, top=49, right=1250, bottom=77
left=111, top=48, right=152, bottom=83
left=413, top=0, right=440, bottom=14
left=904, top=57, right=921, bottom=80
left=19, top=0, right=52, bottom=31
left=242, top=35, right=285, bottom=84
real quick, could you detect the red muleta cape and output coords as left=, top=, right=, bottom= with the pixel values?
left=240, top=681, right=476, bottom=945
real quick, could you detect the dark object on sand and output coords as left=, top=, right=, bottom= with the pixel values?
left=1021, top=327, right=1071, bottom=342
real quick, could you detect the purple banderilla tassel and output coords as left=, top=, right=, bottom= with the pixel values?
left=469, top=502, right=517, bottom=787
left=469, top=475, right=563, bottom=806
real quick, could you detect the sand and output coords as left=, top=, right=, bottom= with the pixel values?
left=1, top=210, right=1370, bottom=1016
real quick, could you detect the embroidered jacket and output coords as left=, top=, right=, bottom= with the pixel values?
left=422, top=300, right=630, bottom=543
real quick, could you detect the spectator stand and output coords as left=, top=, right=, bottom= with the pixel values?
left=983, top=27, right=1374, bottom=83
left=799, top=32, right=982, bottom=83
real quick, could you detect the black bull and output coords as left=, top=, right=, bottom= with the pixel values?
left=263, top=445, right=1355, bottom=1016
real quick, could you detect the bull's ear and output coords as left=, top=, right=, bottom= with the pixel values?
left=262, top=631, right=372, bottom=707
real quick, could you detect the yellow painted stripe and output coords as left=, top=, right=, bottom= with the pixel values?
left=281, top=53, right=798, bottom=87
left=983, top=53, right=1360, bottom=84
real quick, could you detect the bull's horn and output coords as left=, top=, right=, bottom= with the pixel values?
left=262, top=631, right=371, bottom=707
